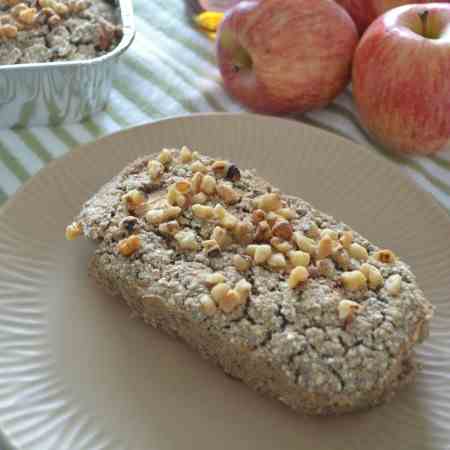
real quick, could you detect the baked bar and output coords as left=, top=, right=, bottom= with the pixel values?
left=66, top=147, right=434, bottom=415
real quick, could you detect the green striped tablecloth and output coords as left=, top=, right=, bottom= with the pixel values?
left=0, top=0, right=449, bottom=213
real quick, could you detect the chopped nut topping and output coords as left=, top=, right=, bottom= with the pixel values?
left=341, top=270, right=367, bottom=291
left=211, top=160, right=229, bottom=177
left=338, top=299, right=362, bottom=321
left=174, top=230, right=199, bottom=251
left=191, top=160, right=208, bottom=173
left=11, top=3, right=27, bottom=16
left=221, top=212, right=238, bottom=230
left=235, top=278, right=251, bottom=301
left=192, top=204, right=214, bottom=220
left=317, top=235, right=334, bottom=260
left=349, top=243, right=368, bottom=261
left=180, top=146, right=193, bottom=163
left=202, top=239, right=221, bottom=256
left=225, top=164, right=241, bottom=182
left=65, top=222, right=82, bottom=240
left=374, top=249, right=396, bottom=264
left=192, top=192, right=208, bottom=205
left=217, top=182, right=240, bottom=204
left=118, top=235, right=141, bottom=257
left=270, top=237, right=293, bottom=254
left=191, top=172, right=204, bottom=194
left=339, top=231, right=353, bottom=249
left=211, top=226, right=231, bottom=249
left=192, top=151, right=200, bottom=160
left=268, top=252, right=287, bottom=269
left=265, top=211, right=280, bottom=226
left=146, top=206, right=181, bottom=225
left=304, top=222, right=320, bottom=239
left=251, top=209, right=266, bottom=224
left=253, top=244, right=272, bottom=264
left=158, top=149, right=172, bottom=165
left=213, top=204, right=226, bottom=220
left=317, top=258, right=335, bottom=278
left=288, top=250, right=310, bottom=267
left=233, top=221, right=254, bottom=245
left=205, top=272, right=226, bottom=286
left=201, top=175, right=216, bottom=195
left=211, top=282, right=230, bottom=303
left=272, top=220, right=293, bottom=241
left=360, top=263, right=384, bottom=290
left=158, top=220, right=180, bottom=236
left=175, top=179, right=191, bottom=194
left=332, top=248, right=351, bottom=270
left=148, top=160, right=164, bottom=181
left=219, top=289, right=242, bottom=313
left=123, top=189, right=146, bottom=212
left=288, top=266, right=309, bottom=288
left=277, top=208, right=297, bottom=220
left=17, top=7, right=37, bottom=25
left=255, top=193, right=282, bottom=212
left=255, top=220, right=272, bottom=242
left=0, top=24, right=17, bottom=39
left=385, top=274, right=402, bottom=296
left=293, top=232, right=317, bottom=255
left=321, top=228, right=338, bottom=240
left=199, top=294, right=217, bottom=316
left=233, top=254, right=252, bottom=272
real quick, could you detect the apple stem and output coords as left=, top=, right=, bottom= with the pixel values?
left=419, top=10, right=429, bottom=36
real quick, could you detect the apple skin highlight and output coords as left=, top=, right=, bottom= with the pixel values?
left=216, top=0, right=358, bottom=114
left=352, top=4, right=450, bottom=155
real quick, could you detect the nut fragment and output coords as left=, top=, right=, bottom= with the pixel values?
left=211, top=282, right=230, bottom=303
left=304, top=222, right=320, bottom=239
left=148, top=160, right=164, bottom=180
left=233, top=254, right=252, bottom=272
left=158, top=148, right=172, bottom=165
left=174, top=230, right=199, bottom=251
left=65, top=222, right=82, bottom=240
left=201, top=175, right=216, bottom=195
left=199, top=294, right=217, bottom=316
left=277, top=208, right=297, bottom=220
left=158, top=220, right=180, bottom=236
left=255, top=193, right=282, bottom=212
left=191, top=160, right=208, bottom=173
left=288, top=250, right=310, bottom=267
left=202, top=239, right=221, bottom=256
left=272, top=220, right=293, bottom=241
left=53, top=2, right=68, bottom=15
left=268, top=253, right=287, bottom=269
left=339, top=231, right=353, bottom=249
left=123, top=189, right=146, bottom=213
left=251, top=209, right=266, bottom=224
left=349, top=243, right=368, bottom=261
left=221, top=213, right=238, bottom=230
left=192, top=192, right=208, bottom=205
left=204, top=272, right=226, bottom=286
left=235, top=279, right=251, bottom=302
left=338, top=299, right=362, bottom=321
left=180, top=146, right=193, bottom=163
left=211, top=160, right=229, bottom=177
left=175, top=179, right=191, bottom=194
left=270, top=237, right=293, bottom=254
left=117, top=235, right=141, bottom=257
left=293, top=232, right=317, bottom=255
left=316, top=235, right=333, bottom=260
left=192, top=204, right=214, bottom=220
left=146, top=206, right=181, bottom=225
left=255, top=220, right=272, bottom=242
left=341, top=270, right=367, bottom=291
left=360, top=263, right=384, bottom=290
left=0, top=24, right=17, bottom=38
left=217, top=182, right=240, bottom=204
left=18, top=7, right=37, bottom=25
left=253, top=244, right=272, bottom=264
left=288, top=266, right=309, bottom=288
left=332, top=248, right=351, bottom=270
left=321, top=228, right=338, bottom=240
left=233, top=221, right=254, bottom=245
left=219, top=289, right=242, bottom=313
left=11, top=3, right=28, bottom=16
left=385, top=274, right=402, bottom=296
left=374, top=249, right=396, bottom=264
left=211, top=226, right=231, bottom=249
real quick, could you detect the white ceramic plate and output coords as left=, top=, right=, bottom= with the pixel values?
left=0, top=114, right=449, bottom=450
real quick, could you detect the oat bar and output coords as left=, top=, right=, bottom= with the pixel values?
left=66, top=147, right=434, bottom=415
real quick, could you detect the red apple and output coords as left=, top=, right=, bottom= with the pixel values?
left=352, top=3, right=450, bottom=155
left=335, top=0, right=449, bottom=35
left=216, top=0, right=358, bottom=114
